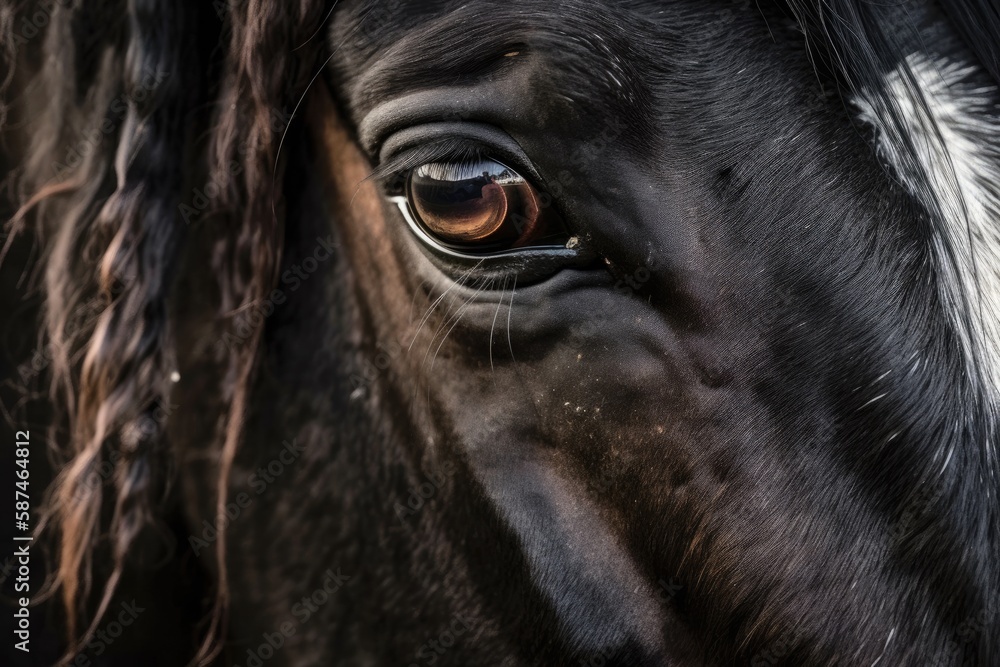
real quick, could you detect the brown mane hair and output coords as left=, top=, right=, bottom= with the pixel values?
left=2, top=0, right=331, bottom=663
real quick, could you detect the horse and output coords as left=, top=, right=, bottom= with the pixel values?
left=1, top=0, right=999, bottom=664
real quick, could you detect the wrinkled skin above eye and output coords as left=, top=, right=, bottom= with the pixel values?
left=407, top=158, right=555, bottom=251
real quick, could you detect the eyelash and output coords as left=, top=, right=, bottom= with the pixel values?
left=374, top=139, right=530, bottom=194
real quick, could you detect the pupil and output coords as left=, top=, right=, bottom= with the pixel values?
left=409, top=160, right=528, bottom=247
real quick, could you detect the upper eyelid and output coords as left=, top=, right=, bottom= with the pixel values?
left=372, top=139, right=491, bottom=182
left=373, top=142, right=547, bottom=204
left=373, top=121, right=543, bottom=184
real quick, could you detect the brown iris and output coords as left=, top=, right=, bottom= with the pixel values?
left=406, top=158, right=559, bottom=253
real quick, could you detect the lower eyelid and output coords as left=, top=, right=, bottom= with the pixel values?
left=387, top=190, right=597, bottom=286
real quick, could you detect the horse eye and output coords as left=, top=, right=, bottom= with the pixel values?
left=404, top=158, right=568, bottom=254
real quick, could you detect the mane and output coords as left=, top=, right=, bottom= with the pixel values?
left=2, top=0, right=330, bottom=663
left=2, top=0, right=999, bottom=663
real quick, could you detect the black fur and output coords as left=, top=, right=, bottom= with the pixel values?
left=1, top=1, right=998, bottom=665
